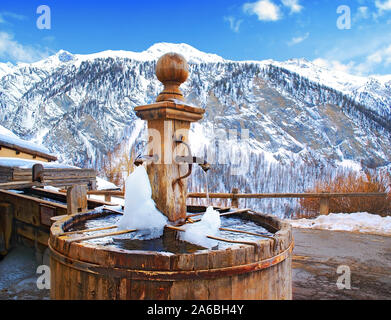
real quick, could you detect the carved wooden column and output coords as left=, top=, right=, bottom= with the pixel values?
left=134, top=53, right=204, bottom=223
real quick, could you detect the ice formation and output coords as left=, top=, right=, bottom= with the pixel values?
left=180, top=206, right=221, bottom=249
left=117, top=166, right=167, bottom=239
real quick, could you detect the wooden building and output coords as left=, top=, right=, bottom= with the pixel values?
left=0, top=128, right=102, bottom=257
left=0, top=127, right=57, bottom=163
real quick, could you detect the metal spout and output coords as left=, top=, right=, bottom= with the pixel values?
left=134, top=154, right=159, bottom=167
left=199, top=162, right=210, bottom=173
left=175, top=155, right=210, bottom=172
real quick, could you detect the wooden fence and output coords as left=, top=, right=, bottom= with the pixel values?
left=87, top=188, right=387, bottom=215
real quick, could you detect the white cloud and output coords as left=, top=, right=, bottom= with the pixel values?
left=224, top=16, right=243, bottom=33
left=0, top=32, right=51, bottom=63
left=314, top=43, right=391, bottom=76
left=281, top=0, right=303, bottom=14
left=0, top=11, right=26, bottom=24
left=375, top=0, right=391, bottom=13
left=368, top=44, right=391, bottom=65
left=348, top=45, right=391, bottom=74
left=243, top=0, right=282, bottom=21
left=312, top=58, right=355, bottom=74
left=354, top=6, right=370, bottom=21
left=287, top=32, right=309, bottom=46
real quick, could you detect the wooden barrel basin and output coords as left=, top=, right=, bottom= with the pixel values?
left=49, top=208, right=293, bottom=300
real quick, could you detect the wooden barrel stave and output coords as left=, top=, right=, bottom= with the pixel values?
left=50, top=208, right=293, bottom=300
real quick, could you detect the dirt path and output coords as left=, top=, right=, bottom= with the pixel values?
left=0, top=246, right=49, bottom=300
left=292, top=228, right=391, bottom=300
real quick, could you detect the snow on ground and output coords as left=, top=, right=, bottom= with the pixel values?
left=287, top=212, right=391, bottom=237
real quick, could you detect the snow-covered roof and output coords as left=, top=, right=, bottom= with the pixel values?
left=0, top=157, right=75, bottom=169
left=0, top=125, right=57, bottom=160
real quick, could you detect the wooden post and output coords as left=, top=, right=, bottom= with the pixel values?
left=134, top=53, right=204, bottom=223
left=0, top=202, right=13, bottom=255
left=104, top=194, right=112, bottom=203
left=67, top=185, right=88, bottom=215
left=319, top=196, right=330, bottom=215
left=32, top=164, right=44, bottom=182
left=232, top=188, right=239, bottom=208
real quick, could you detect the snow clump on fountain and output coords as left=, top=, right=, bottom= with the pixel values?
left=117, top=166, right=167, bottom=240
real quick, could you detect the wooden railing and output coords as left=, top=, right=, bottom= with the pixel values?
left=87, top=188, right=387, bottom=215
left=187, top=189, right=387, bottom=215
left=87, top=190, right=124, bottom=202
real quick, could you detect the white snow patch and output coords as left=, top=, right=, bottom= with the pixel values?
left=337, top=159, right=362, bottom=171
left=44, top=186, right=60, bottom=192
left=0, top=157, right=76, bottom=169
left=96, top=177, right=119, bottom=191
left=117, top=166, right=167, bottom=239
left=180, top=206, right=221, bottom=249
left=287, top=212, right=391, bottom=236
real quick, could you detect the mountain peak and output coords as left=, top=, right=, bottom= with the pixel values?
left=143, top=42, right=226, bottom=63
left=56, top=50, right=74, bottom=63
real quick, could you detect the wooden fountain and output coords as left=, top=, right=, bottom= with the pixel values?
left=49, top=53, right=293, bottom=300
left=134, top=53, right=204, bottom=223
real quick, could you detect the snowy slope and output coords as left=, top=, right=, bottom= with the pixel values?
left=0, top=43, right=390, bottom=218
left=0, top=42, right=390, bottom=169
left=272, top=58, right=391, bottom=118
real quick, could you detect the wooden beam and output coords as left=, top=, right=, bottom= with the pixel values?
left=67, top=185, right=88, bottom=215
left=189, top=209, right=250, bottom=222
left=0, top=202, right=13, bottom=254
left=319, top=197, right=330, bottom=215
left=0, top=189, right=67, bottom=210
left=64, top=228, right=137, bottom=243
left=0, top=181, right=38, bottom=189
left=0, top=140, right=57, bottom=161
left=87, top=190, right=124, bottom=196
left=58, top=225, right=117, bottom=236
left=165, top=225, right=260, bottom=247
left=32, top=164, right=44, bottom=182
left=231, top=188, right=239, bottom=208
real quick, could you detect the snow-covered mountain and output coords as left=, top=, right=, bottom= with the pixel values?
left=0, top=42, right=390, bottom=216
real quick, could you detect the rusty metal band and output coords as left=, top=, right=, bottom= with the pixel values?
left=49, top=241, right=293, bottom=282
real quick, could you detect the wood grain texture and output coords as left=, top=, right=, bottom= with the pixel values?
left=67, top=185, right=88, bottom=215
left=49, top=207, right=293, bottom=300
left=0, top=202, right=13, bottom=254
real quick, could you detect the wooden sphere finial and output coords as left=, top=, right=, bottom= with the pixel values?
left=155, top=53, right=189, bottom=102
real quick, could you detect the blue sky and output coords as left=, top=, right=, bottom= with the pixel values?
left=1, top=0, right=391, bottom=75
